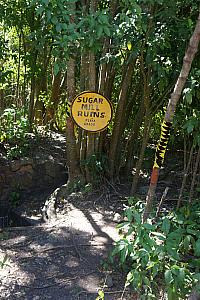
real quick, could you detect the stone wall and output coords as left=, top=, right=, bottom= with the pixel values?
left=0, top=156, right=68, bottom=206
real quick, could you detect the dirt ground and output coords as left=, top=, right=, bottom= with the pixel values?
left=0, top=185, right=138, bottom=300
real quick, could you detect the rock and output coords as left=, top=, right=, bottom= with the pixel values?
left=19, top=165, right=33, bottom=174
left=189, top=290, right=200, bottom=300
left=20, top=158, right=33, bottom=166
left=113, top=213, right=122, bottom=222
left=10, top=161, right=21, bottom=172
left=105, top=274, right=113, bottom=288
left=0, top=133, right=68, bottom=204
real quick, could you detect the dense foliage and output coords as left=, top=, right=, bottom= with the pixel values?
left=0, top=1, right=199, bottom=182
left=111, top=199, right=200, bottom=299
left=0, top=2, right=200, bottom=299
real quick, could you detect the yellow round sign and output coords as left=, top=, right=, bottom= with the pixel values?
left=71, top=91, right=113, bottom=132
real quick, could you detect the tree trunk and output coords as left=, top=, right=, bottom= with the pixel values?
left=79, top=50, right=89, bottom=175
left=143, top=11, right=200, bottom=222
left=16, top=32, right=21, bottom=106
left=131, top=113, right=151, bottom=195
left=177, top=144, right=194, bottom=208
left=86, top=50, right=97, bottom=182
left=109, top=57, right=136, bottom=179
left=0, top=89, right=4, bottom=114
left=66, top=58, right=84, bottom=186
left=45, top=70, right=62, bottom=126
left=28, top=51, right=38, bottom=130
left=21, top=29, right=27, bottom=108
left=124, top=98, right=145, bottom=175
left=189, top=146, right=200, bottom=203
left=35, top=45, right=50, bottom=124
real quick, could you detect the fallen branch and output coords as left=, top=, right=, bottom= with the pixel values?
left=40, top=242, right=113, bottom=253
left=14, top=271, right=96, bottom=290
left=156, top=187, right=169, bottom=218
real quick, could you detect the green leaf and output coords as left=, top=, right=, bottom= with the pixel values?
left=183, top=235, right=191, bottom=252
left=53, top=63, right=60, bottom=76
left=46, top=10, right=51, bottom=21
left=166, top=245, right=180, bottom=260
left=51, top=16, right=58, bottom=25
left=143, top=223, right=156, bottom=231
left=42, top=0, right=49, bottom=4
left=151, top=232, right=166, bottom=241
left=194, top=273, right=200, bottom=281
left=167, top=287, right=179, bottom=300
left=103, top=26, right=110, bottom=36
left=121, top=248, right=128, bottom=263
left=36, top=6, right=44, bottom=16
left=56, top=23, right=62, bottom=32
left=127, top=41, right=132, bottom=50
left=134, top=3, right=142, bottom=15
left=194, top=239, right=200, bottom=256
left=126, top=208, right=133, bottom=222
left=185, top=92, right=192, bottom=104
left=133, top=210, right=141, bottom=224
left=161, top=218, right=171, bottom=234
left=97, top=26, right=103, bottom=39
left=165, top=270, right=173, bottom=285
left=177, top=268, right=185, bottom=282
left=96, top=290, right=104, bottom=300
left=187, top=122, right=194, bottom=134
left=126, top=270, right=134, bottom=284
left=62, top=23, right=68, bottom=31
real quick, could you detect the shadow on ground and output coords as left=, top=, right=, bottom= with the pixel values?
left=0, top=204, right=129, bottom=300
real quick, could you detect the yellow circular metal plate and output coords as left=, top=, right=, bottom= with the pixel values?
left=71, top=91, right=113, bottom=132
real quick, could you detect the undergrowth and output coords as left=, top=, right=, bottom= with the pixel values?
left=110, top=198, right=200, bottom=300
left=0, top=106, right=38, bottom=159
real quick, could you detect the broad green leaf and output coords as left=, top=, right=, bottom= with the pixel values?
left=183, top=235, right=191, bottom=252
left=151, top=232, right=166, bottom=241
left=56, top=23, right=61, bottom=32
left=121, top=248, right=128, bottom=263
left=165, top=269, right=173, bottom=285
left=53, top=63, right=60, bottom=76
left=62, top=23, right=68, bottom=31
left=41, top=0, right=49, bottom=4
left=177, top=268, right=185, bottom=282
left=185, top=92, right=193, bottom=104
left=194, top=239, right=200, bottom=256
left=126, top=208, right=133, bottom=222
left=97, top=26, right=103, bottom=39
left=104, top=27, right=110, bottom=36
left=143, top=223, right=156, bottom=231
left=36, top=6, right=44, bottom=16
left=51, top=16, right=58, bottom=25
left=161, top=218, right=171, bottom=234
left=167, top=287, right=179, bottom=300
left=133, top=210, right=141, bottom=224
left=194, top=273, right=200, bottom=281
left=166, top=246, right=180, bottom=260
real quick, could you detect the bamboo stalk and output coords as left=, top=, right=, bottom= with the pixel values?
left=143, top=11, right=200, bottom=222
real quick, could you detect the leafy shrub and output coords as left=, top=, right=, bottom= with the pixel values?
left=0, top=107, right=35, bottom=158
left=81, top=153, right=109, bottom=185
left=111, top=199, right=200, bottom=300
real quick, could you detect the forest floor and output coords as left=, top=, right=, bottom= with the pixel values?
left=0, top=187, right=137, bottom=300
left=0, top=131, right=185, bottom=300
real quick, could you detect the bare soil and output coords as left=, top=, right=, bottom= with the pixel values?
left=0, top=186, right=136, bottom=300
